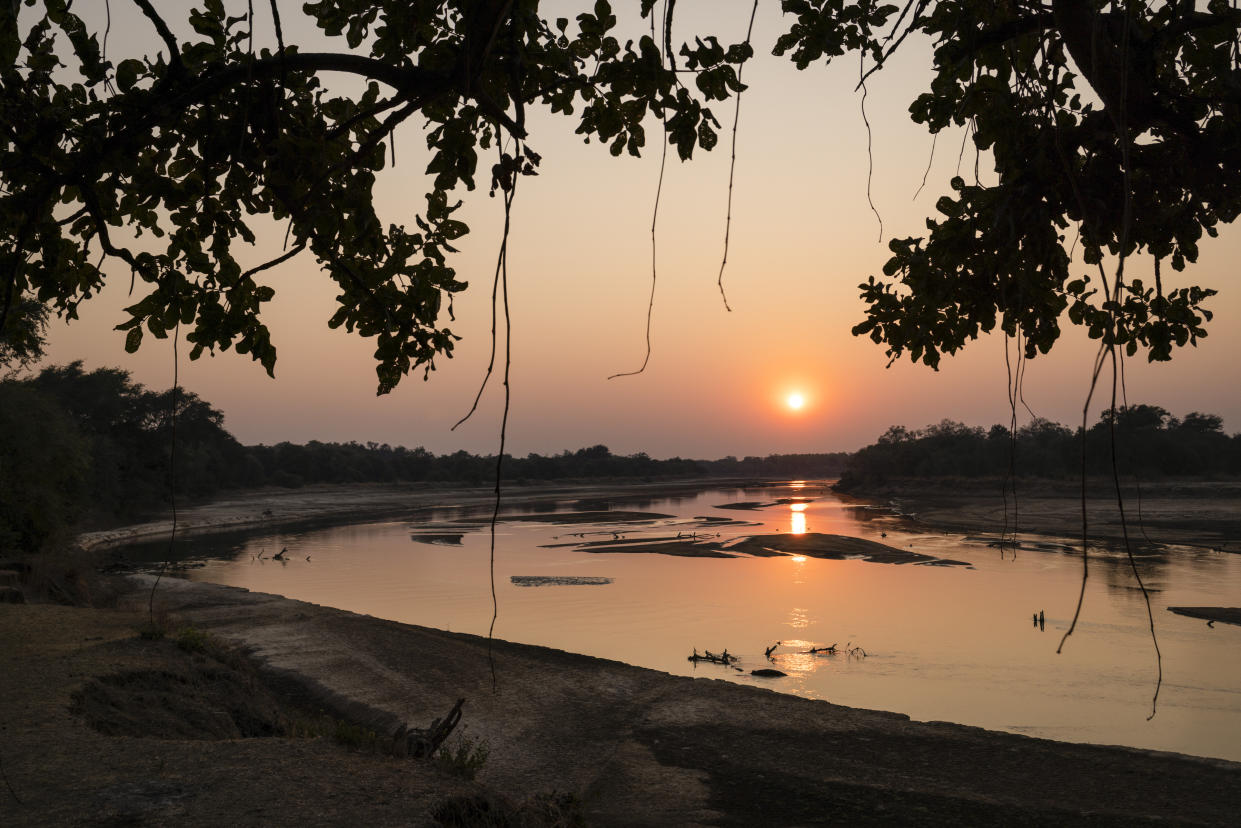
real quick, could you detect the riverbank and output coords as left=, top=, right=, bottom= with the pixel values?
left=836, top=477, right=1241, bottom=551
left=76, top=477, right=786, bottom=553
left=3, top=574, right=1240, bottom=826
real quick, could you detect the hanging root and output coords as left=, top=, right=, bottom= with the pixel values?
left=715, top=0, right=760, bottom=312
left=609, top=3, right=672, bottom=379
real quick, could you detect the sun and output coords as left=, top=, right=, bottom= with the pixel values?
left=786, top=392, right=805, bottom=411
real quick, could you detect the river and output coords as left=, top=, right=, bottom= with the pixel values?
left=123, top=481, right=1241, bottom=761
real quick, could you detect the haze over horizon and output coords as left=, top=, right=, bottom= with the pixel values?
left=38, top=2, right=1241, bottom=460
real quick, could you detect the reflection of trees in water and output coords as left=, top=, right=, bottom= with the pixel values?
left=121, top=534, right=252, bottom=568
left=1097, top=552, right=1168, bottom=600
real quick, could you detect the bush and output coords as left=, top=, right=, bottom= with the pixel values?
left=436, top=730, right=490, bottom=780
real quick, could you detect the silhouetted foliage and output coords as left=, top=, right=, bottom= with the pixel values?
left=3, top=2, right=1237, bottom=392
left=836, top=407, right=1241, bottom=491
left=0, top=380, right=89, bottom=553
left=0, top=361, right=248, bottom=553
left=0, top=1, right=749, bottom=392
left=0, top=297, right=48, bottom=376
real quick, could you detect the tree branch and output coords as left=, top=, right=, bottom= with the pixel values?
left=239, top=241, right=305, bottom=283
left=78, top=182, right=144, bottom=275
left=130, top=0, right=184, bottom=73
left=99, top=51, right=526, bottom=148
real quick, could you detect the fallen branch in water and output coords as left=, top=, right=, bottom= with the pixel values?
left=764, top=641, right=781, bottom=659
left=804, top=642, right=869, bottom=658
left=688, top=648, right=737, bottom=666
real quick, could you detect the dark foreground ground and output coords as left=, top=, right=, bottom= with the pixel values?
left=3, top=574, right=1240, bottom=827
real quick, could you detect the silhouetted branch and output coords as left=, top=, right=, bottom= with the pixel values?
left=392, top=697, right=466, bottom=758
left=131, top=0, right=183, bottom=73
left=238, top=242, right=306, bottom=283
left=688, top=648, right=737, bottom=665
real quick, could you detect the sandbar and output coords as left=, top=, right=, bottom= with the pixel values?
left=1168, top=606, right=1241, bottom=626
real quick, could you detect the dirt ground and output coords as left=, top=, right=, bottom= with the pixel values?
left=3, top=573, right=1241, bottom=827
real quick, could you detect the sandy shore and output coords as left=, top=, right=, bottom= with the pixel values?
left=3, top=575, right=1240, bottom=826
left=838, top=477, right=1241, bottom=551
left=76, top=478, right=776, bottom=552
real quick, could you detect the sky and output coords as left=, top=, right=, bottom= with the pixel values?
left=40, top=2, right=1241, bottom=458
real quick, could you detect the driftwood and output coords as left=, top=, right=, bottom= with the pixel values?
left=390, top=697, right=465, bottom=758
left=764, top=641, right=781, bottom=659
left=804, top=642, right=868, bottom=657
left=688, top=648, right=737, bottom=666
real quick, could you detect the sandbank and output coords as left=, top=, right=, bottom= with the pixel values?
left=839, top=477, right=1241, bottom=551
left=1167, top=606, right=1241, bottom=626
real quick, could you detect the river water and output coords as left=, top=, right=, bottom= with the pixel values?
left=126, top=481, right=1241, bottom=761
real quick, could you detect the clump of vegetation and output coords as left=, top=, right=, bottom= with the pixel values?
left=330, top=720, right=380, bottom=750
left=432, top=791, right=585, bottom=828
left=136, top=624, right=165, bottom=641
left=136, top=604, right=173, bottom=641
left=174, top=626, right=211, bottom=654
left=436, top=729, right=491, bottom=780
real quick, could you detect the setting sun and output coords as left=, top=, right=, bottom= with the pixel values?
left=787, top=392, right=806, bottom=410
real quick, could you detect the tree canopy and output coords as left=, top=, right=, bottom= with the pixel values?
left=1, top=1, right=1237, bottom=390
left=836, top=404, right=1240, bottom=488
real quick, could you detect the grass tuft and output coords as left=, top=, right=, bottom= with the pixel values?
left=435, top=729, right=490, bottom=780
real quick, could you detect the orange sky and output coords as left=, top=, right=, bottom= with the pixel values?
left=41, top=2, right=1241, bottom=457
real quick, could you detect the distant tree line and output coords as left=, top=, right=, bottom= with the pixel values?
left=247, top=442, right=849, bottom=489
left=0, top=363, right=849, bottom=553
left=835, top=406, right=1241, bottom=492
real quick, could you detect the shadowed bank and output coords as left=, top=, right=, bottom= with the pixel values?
left=3, top=574, right=1240, bottom=826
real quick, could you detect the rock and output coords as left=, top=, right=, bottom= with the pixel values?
left=750, top=668, right=787, bottom=678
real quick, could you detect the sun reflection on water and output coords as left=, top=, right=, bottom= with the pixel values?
left=791, top=509, right=807, bottom=535
left=770, top=639, right=819, bottom=675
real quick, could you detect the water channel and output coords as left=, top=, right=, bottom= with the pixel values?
left=125, top=481, right=1241, bottom=761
